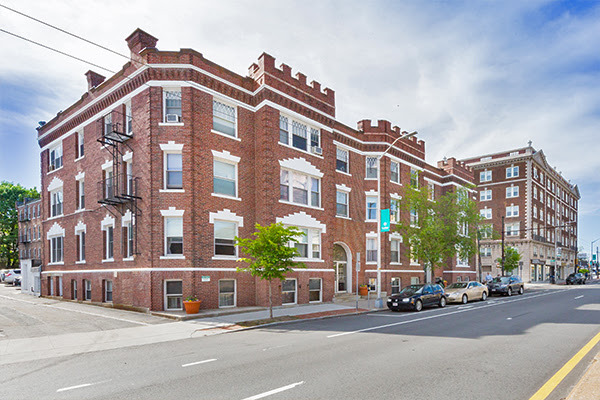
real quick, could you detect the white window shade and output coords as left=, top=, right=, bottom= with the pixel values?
left=166, top=217, right=183, bottom=237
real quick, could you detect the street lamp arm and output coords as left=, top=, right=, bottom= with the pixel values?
left=378, top=131, right=418, bottom=159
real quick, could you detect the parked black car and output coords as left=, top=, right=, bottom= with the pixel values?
left=387, top=284, right=447, bottom=312
left=487, top=276, right=524, bottom=296
left=566, top=273, right=586, bottom=285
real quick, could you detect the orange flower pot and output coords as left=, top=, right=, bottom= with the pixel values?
left=183, top=300, right=202, bottom=314
left=358, top=286, right=369, bottom=296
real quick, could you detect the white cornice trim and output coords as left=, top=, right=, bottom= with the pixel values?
left=161, top=207, right=185, bottom=218
left=47, top=222, right=65, bottom=239
left=335, top=183, right=352, bottom=192
left=209, top=209, right=244, bottom=226
left=279, top=157, right=323, bottom=178
left=47, top=176, right=63, bottom=192
left=211, top=149, right=240, bottom=163
left=101, top=214, right=115, bottom=228
left=101, top=160, right=113, bottom=170
left=276, top=211, right=326, bottom=233
left=160, top=141, right=184, bottom=152
left=74, top=220, right=86, bottom=234
left=75, top=171, right=85, bottom=181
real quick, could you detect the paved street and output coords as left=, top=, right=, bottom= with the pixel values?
left=1, top=284, right=599, bottom=400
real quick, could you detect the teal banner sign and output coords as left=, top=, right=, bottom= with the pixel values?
left=380, top=209, right=390, bottom=232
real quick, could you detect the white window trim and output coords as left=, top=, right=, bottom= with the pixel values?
left=280, top=167, right=322, bottom=210
left=279, top=113, right=322, bottom=156
left=212, top=97, right=239, bottom=139
left=282, top=278, right=298, bottom=305
left=308, top=277, right=323, bottom=303
left=366, top=195, right=378, bottom=222
left=212, top=150, right=241, bottom=200
left=365, top=157, right=378, bottom=180
left=162, top=88, right=183, bottom=125
left=366, top=234, right=378, bottom=265
left=218, top=279, right=237, bottom=308
left=390, top=160, right=400, bottom=184
left=164, top=279, right=183, bottom=311
left=101, top=159, right=113, bottom=171
left=161, top=142, right=184, bottom=191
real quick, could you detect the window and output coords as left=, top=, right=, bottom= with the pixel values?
left=428, top=182, right=435, bottom=201
left=411, top=277, right=420, bottom=285
left=533, top=186, right=538, bottom=199
left=295, top=229, right=308, bottom=258
left=506, top=205, right=519, bottom=217
left=165, top=153, right=183, bottom=189
left=310, top=127, right=320, bottom=149
left=125, top=101, right=133, bottom=135
left=480, top=208, right=492, bottom=220
left=336, top=148, right=349, bottom=173
left=105, top=280, right=113, bottom=302
left=213, top=99, right=236, bottom=136
left=49, top=144, right=63, bottom=171
left=72, top=280, right=77, bottom=300
left=391, top=239, right=400, bottom=263
left=279, top=115, right=289, bottom=145
left=366, top=238, right=377, bottom=262
left=282, top=279, right=297, bottom=305
left=213, top=160, right=237, bottom=197
left=84, top=280, right=91, bottom=301
left=390, top=198, right=400, bottom=223
left=309, top=278, right=322, bottom=302
left=336, top=191, right=349, bottom=217
left=164, top=90, right=182, bottom=122
left=77, top=231, right=85, bottom=262
left=291, top=120, right=308, bottom=151
left=410, top=208, right=418, bottom=226
left=279, top=170, right=320, bottom=208
left=506, top=166, right=519, bottom=178
left=50, top=190, right=63, bottom=217
left=480, top=189, right=492, bottom=201
left=366, top=157, right=377, bottom=179
left=479, top=224, right=492, bottom=239
left=77, top=179, right=85, bottom=210
left=391, top=277, right=401, bottom=294
left=506, top=185, right=519, bottom=198
left=410, top=169, right=419, bottom=188
left=534, top=167, right=538, bottom=179
left=165, top=280, right=183, bottom=310
left=366, top=196, right=377, bottom=221
left=214, top=220, right=236, bottom=256
left=311, top=231, right=320, bottom=258
left=104, top=226, right=114, bottom=260
left=77, top=131, right=84, bottom=158
left=480, top=170, right=491, bottom=182
left=390, top=161, right=399, bottom=183
left=219, top=279, right=236, bottom=307
left=290, top=228, right=320, bottom=260
left=165, top=217, right=183, bottom=255
left=533, top=206, right=538, bottom=219
left=506, top=223, right=520, bottom=236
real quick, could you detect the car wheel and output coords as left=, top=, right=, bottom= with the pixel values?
left=507, top=287, right=512, bottom=296
left=414, top=300, right=423, bottom=312
left=481, top=291, right=487, bottom=301
left=462, top=294, right=468, bottom=304
left=439, top=297, right=447, bottom=308
left=519, top=286, right=524, bottom=295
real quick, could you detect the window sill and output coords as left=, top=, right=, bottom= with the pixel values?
left=123, top=257, right=134, bottom=262
left=364, top=178, right=377, bottom=181
left=309, top=300, right=323, bottom=304
left=74, top=155, right=84, bottom=162
left=161, top=255, right=185, bottom=260
left=293, top=258, right=324, bottom=263
left=160, top=189, right=185, bottom=193
left=159, top=122, right=184, bottom=127
left=102, top=259, right=115, bottom=263
left=211, top=193, right=242, bottom=201
left=75, top=208, right=86, bottom=213
left=410, top=263, right=420, bottom=266
left=365, top=220, right=377, bottom=223
left=336, top=169, right=352, bottom=177
left=278, top=142, right=323, bottom=159
left=390, top=180, right=402, bottom=186
left=47, top=214, right=64, bottom=221
left=390, top=262, right=403, bottom=266
left=48, top=262, right=64, bottom=266
left=75, top=261, right=86, bottom=264
left=278, top=200, right=324, bottom=211
left=335, top=215, right=352, bottom=220
left=212, top=256, right=239, bottom=261
left=47, top=166, right=63, bottom=175
left=212, top=129, right=241, bottom=141
left=366, top=262, right=377, bottom=265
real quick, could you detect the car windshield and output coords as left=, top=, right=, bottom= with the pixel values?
left=398, top=285, right=424, bottom=295
left=447, top=283, right=468, bottom=289
left=492, top=277, right=510, bottom=284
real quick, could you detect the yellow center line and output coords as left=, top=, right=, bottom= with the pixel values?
left=529, top=330, right=600, bottom=400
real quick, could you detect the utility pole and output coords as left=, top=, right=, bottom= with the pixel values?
left=501, top=216, right=505, bottom=276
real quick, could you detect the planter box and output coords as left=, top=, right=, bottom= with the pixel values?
left=183, top=300, right=202, bottom=314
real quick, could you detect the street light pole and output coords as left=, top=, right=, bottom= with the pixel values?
left=591, top=237, right=600, bottom=271
left=375, top=130, right=417, bottom=309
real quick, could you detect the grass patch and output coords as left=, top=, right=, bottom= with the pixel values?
left=237, top=315, right=300, bottom=327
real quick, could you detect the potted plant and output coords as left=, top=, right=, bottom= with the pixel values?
left=183, top=295, right=201, bottom=314
left=358, top=284, right=369, bottom=296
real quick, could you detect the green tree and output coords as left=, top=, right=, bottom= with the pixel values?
left=0, top=181, right=39, bottom=268
left=396, top=186, right=481, bottom=283
left=476, top=224, right=501, bottom=281
left=235, top=222, right=306, bottom=319
left=496, top=246, right=521, bottom=275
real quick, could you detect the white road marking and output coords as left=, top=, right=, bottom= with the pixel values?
left=181, top=358, right=217, bottom=367
left=262, top=345, right=288, bottom=351
left=241, top=381, right=305, bottom=400
left=327, top=290, right=565, bottom=338
left=458, top=305, right=473, bottom=310
left=574, top=295, right=584, bottom=299
left=507, top=317, right=512, bottom=320
left=56, top=380, right=109, bottom=393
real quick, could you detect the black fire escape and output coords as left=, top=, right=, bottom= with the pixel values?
left=97, top=115, right=141, bottom=255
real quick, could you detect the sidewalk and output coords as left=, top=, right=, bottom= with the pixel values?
left=566, top=351, right=600, bottom=400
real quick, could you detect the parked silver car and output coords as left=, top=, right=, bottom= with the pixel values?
left=4, top=269, right=21, bottom=285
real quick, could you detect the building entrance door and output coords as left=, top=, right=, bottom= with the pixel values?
left=335, top=262, right=347, bottom=292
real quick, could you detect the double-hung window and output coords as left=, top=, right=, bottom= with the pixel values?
left=77, top=231, right=86, bottom=262
left=506, top=205, right=519, bottom=218
left=366, top=238, right=377, bottom=262
left=164, top=90, right=182, bottom=122
left=309, top=278, right=322, bottom=302
left=291, top=120, right=308, bottom=151
left=279, top=170, right=320, bottom=208
left=506, top=165, right=519, bottom=178
left=506, top=223, right=520, bottom=237
left=50, top=236, right=63, bottom=263
left=50, top=190, right=63, bottom=217
left=219, top=280, right=236, bottom=307
left=290, top=228, right=321, bottom=260
left=105, top=281, right=113, bottom=302
left=77, top=131, right=84, bottom=158
left=390, top=198, right=400, bottom=223
left=77, top=179, right=85, bottom=210
left=480, top=208, right=492, bottom=220
left=279, top=115, right=289, bottom=144
left=366, top=157, right=378, bottom=179
left=213, top=160, right=237, bottom=197
left=84, top=280, right=91, bottom=301
left=295, top=228, right=309, bottom=258
left=165, top=153, right=183, bottom=189
left=336, top=148, right=349, bottom=173
left=165, top=217, right=183, bottom=255
left=391, top=239, right=400, bottom=263
left=391, top=277, right=401, bottom=294
left=506, top=185, right=519, bottom=198
left=428, top=182, right=435, bottom=200
left=366, top=196, right=377, bottom=221
left=336, top=190, right=349, bottom=217
left=480, top=189, right=492, bottom=201
left=49, top=144, right=63, bottom=171
left=213, top=99, right=236, bottom=136
left=410, top=169, right=419, bottom=188
left=164, top=280, right=183, bottom=311
left=410, top=208, right=418, bottom=226
left=104, top=226, right=114, bottom=260
left=214, top=220, right=236, bottom=257
left=480, top=170, right=491, bottom=182
left=390, top=161, right=399, bottom=184
left=125, top=101, right=133, bottom=135
left=310, top=128, right=320, bottom=150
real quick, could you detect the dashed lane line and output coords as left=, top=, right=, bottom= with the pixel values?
left=181, top=358, right=217, bottom=368
left=241, top=381, right=305, bottom=400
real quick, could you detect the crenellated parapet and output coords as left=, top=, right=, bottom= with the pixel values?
left=437, top=157, right=474, bottom=182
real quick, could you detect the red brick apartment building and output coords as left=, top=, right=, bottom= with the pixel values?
left=37, top=29, right=476, bottom=312
left=462, top=145, right=580, bottom=282
left=16, top=198, right=42, bottom=295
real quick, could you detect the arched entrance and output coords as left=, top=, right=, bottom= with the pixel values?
left=333, top=243, right=352, bottom=293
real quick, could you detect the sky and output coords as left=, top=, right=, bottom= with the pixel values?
left=1, top=0, right=599, bottom=251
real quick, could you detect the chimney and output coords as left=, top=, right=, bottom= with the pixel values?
left=125, top=28, right=158, bottom=63
left=85, top=70, right=105, bottom=90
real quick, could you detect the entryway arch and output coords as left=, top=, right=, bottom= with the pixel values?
left=333, top=242, right=353, bottom=293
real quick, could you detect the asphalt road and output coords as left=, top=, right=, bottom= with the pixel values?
left=1, top=284, right=599, bottom=400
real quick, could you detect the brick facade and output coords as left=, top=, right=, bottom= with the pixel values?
left=37, top=29, right=476, bottom=312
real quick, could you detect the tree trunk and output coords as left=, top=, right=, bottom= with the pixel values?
left=268, top=280, right=273, bottom=319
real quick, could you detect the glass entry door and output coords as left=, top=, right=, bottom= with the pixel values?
left=335, top=262, right=347, bottom=292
